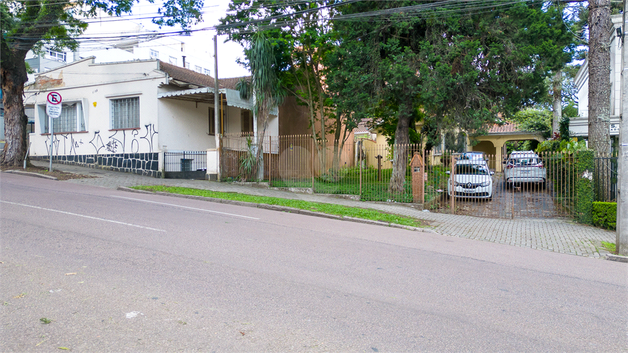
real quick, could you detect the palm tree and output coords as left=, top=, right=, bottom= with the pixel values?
left=238, top=31, right=286, bottom=180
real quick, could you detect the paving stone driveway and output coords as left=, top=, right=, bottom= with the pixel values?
left=27, top=161, right=616, bottom=259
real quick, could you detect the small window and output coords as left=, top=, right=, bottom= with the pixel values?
left=45, top=49, right=66, bottom=62
left=150, top=49, right=159, bottom=59
left=241, top=110, right=253, bottom=135
left=169, top=56, right=177, bottom=65
left=111, top=97, right=139, bottom=129
left=185, top=62, right=191, bottom=69
left=208, top=105, right=223, bottom=135
left=203, top=68, right=211, bottom=76
left=195, top=65, right=202, bottom=73
left=43, top=102, right=85, bottom=133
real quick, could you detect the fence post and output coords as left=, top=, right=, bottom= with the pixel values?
left=311, top=137, right=315, bottom=192
left=576, top=150, right=595, bottom=224
left=269, top=135, right=272, bottom=186
left=450, top=152, right=455, bottom=214
left=422, top=149, right=426, bottom=205
left=359, top=143, right=363, bottom=197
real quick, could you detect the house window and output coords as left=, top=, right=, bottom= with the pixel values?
left=150, top=49, right=159, bottom=59
left=208, top=105, right=223, bottom=135
left=169, top=56, right=177, bottom=65
left=203, top=68, right=211, bottom=76
left=185, top=62, right=191, bottom=69
left=195, top=65, right=202, bottom=73
left=42, top=102, right=85, bottom=133
left=111, top=97, right=139, bottom=129
left=241, top=110, right=253, bottom=135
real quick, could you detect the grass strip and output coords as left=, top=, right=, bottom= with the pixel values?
left=601, top=241, right=616, bottom=253
left=132, top=185, right=424, bottom=228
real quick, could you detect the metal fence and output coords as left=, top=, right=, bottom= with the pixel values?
left=594, top=155, right=618, bottom=202
left=164, top=151, right=206, bottom=179
left=219, top=135, right=612, bottom=220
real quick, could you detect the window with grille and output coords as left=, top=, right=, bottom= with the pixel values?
left=203, top=68, right=211, bottom=76
left=195, top=65, right=202, bottom=73
left=111, top=97, right=139, bottom=129
left=241, top=110, right=253, bottom=136
left=43, top=102, right=85, bottom=133
left=150, top=49, right=159, bottom=59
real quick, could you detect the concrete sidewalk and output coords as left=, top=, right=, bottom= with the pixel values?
left=25, top=160, right=616, bottom=259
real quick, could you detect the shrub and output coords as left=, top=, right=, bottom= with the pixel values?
left=592, top=202, right=617, bottom=230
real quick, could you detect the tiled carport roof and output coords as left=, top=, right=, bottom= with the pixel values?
left=488, top=122, right=522, bottom=134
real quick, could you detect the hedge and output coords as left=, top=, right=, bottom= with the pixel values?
left=592, top=202, right=617, bottom=230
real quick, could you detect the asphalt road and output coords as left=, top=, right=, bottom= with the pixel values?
left=1, top=173, right=627, bottom=352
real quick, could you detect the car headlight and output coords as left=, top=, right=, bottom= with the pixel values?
left=481, top=181, right=491, bottom=187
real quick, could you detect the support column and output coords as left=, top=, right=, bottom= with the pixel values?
left=494, top=139, right=505, bottom=173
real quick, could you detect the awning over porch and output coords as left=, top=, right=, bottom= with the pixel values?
left=158, top=87, right=278, bottom=116
left=158, top=87, right=217, bottom=103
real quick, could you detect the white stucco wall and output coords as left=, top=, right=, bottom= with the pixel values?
left=25, top=58, right=166, bottom=157
left=158, top=99, right=216, bottom=151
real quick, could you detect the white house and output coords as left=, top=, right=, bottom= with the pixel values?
left=571, top=14, right=623, bottom=140
left=24, top=57, right=276, bottom=179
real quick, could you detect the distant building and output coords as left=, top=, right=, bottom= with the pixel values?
left=570, top=14, right=623, bottom=144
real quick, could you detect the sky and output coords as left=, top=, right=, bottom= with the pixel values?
left=83, top=0, right=250, bottom=78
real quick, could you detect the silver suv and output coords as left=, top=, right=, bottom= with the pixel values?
left=504, top=151, right=547, bottom=188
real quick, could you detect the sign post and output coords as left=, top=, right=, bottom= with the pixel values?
left=46, top=92, right=62, bottom=172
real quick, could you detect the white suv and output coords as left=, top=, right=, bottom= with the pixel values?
left=447, top=160, right=494, bottom=199
left=504, top=151, right=547, bottom=188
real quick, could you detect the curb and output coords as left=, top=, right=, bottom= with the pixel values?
left=3, top=170, right=58, bottom=180
left=117, top=186, right=434, bottom=234
left=606, top=254, right=628, bottom=263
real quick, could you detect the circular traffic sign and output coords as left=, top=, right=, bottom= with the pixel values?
left=47, top=92, right=62, bottom=105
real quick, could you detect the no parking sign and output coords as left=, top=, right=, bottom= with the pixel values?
left=46, top=92, right=62, bottom=118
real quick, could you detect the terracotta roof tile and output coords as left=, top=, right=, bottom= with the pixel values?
left=219, top=76, right=250, bottom=90
left=488, top=122, right=520, bottom=133
left=159, top=61, right=251, bottom=90
left=159, top=61, right=217, bottom=87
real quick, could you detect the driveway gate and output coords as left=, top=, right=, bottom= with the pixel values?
left=164, top=151, right=207, bottom=179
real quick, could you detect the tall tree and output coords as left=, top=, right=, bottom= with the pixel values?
left=587, top=0, right=612, bottom=156
left=1, top=0, right=203, bottom=166
left=219, top=1, right=359, bottom=174
left=332, top=0, right=575, bottom=192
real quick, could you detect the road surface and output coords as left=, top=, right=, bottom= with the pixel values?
left=1, top=173, right=626, bottom=351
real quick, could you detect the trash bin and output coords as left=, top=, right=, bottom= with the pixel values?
left=180, top=158, right=192, bottom=172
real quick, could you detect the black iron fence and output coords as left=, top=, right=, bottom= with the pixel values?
left=164, top=151, right=207, bottom=179
left=594, top=156, right=618, bottom=202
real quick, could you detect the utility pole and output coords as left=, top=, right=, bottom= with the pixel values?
left=213, top=34, right=221, bottom=181
left=618, top=0, right=628, bottom=255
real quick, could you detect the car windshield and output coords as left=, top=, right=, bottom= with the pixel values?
left=508, top=158, right=539, bottom=166
left=454, top=164, right=489, bottom=175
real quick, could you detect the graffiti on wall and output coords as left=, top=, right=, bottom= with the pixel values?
left=44, top=124, right=158, bottom=156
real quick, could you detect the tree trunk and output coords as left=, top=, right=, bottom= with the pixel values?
left=587, top=0, right=612, bottom=156
left=1, top=52, right=29, bottom=166
left=552, top=70, right=562, bottom=136
left=390, top=101, right=412, bottom=193
left=588, top=0, right=612, bottom=201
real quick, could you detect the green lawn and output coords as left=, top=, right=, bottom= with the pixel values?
left=131, top=185, right=425, bottom=228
